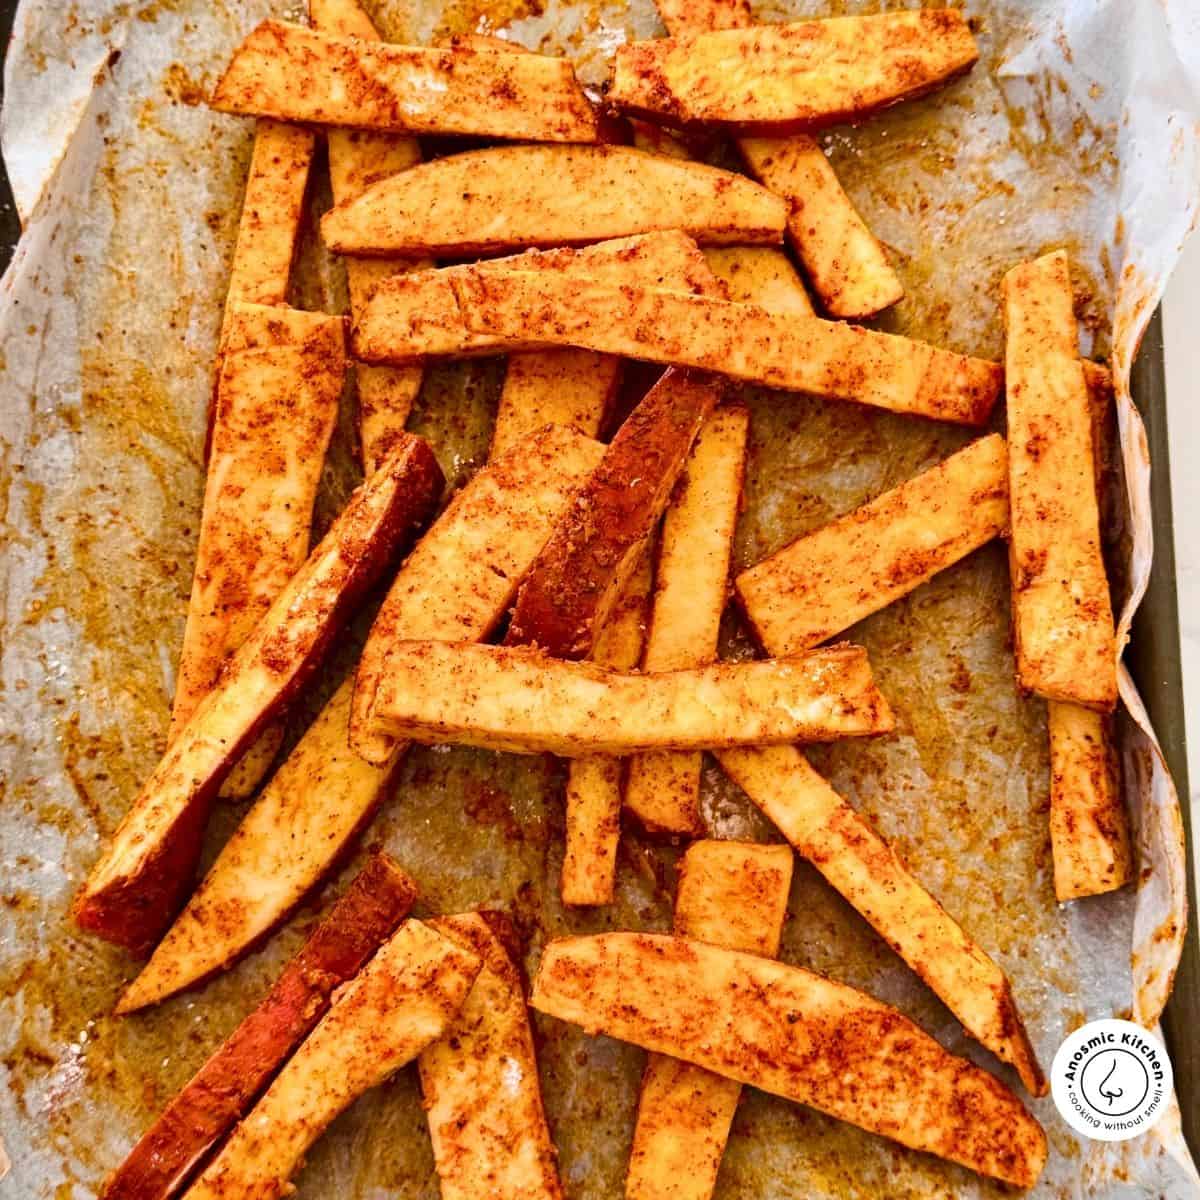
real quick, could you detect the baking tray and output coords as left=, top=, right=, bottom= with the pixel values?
left=0, top=0, right=1194, bottom=1167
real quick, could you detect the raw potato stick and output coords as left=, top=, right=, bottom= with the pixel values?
left=736, top=435, right=1010, bottom=655
left=354, top=230, right=716, bottom=364
left=625, top=406, right=749, bottom=836
left=419, top=914, right=563, bottom=1200
left=311, top=0, right=429, bottom=472
left=506, top=369, right=722, bottom=660
left=531, top=934, right=1047, bottom=1188
left=73, top=436, right=443, bottom=954
left=212, top=21, right=598, bottom=143
left=561, top=550, right=654, bottom=906
left=102, top=853, right=416, bottom=1199
left=626, top=842, right=792, bottom=1200
left=368, top=642, right=894, bottom=756
left=120, top=427, right=604, bottom=1010
left=182, top=921, right=481, bottom=1200
left=609, top=10, right=979, bottom=133
left=701, top=246, right=813, bottom=316
left=1003, top=250, right=1117, bottom=709
left=451, top=269, right=1002, bottom=426
left=714, top=744, right=1046, bottom=1095
left=321, top=145, right=787, bottom=257
left=179, top=304, right=344, bottom=801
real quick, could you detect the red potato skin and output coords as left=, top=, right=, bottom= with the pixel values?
left=102, top=852, right=417, bottom=1200
left=73, top=436, right=443, bottom=954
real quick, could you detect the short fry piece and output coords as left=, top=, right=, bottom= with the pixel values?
left=626, top=842, right=792, bottom=1200
left=507, top=369, right=721, bottom=660
left=714, top=744, right=1045, bottom=1095
left=355, top=230, right=716, bottom=365
left=212, top=21, right=598, bottom=143
left=73, top=436, right=443, bottom=954
left=701, top=245, right=812, bottom=316
left=625, top=405, right=749, bottom=836
left=532, top=934, right=1047, bottom=1188
left=321, top=145, right=786, bottom=257
left=104, top=853, right=416, bottom=1196
left=124, top=428, right=604, bottom=1009
left=419, top=914, right=563, bottom=1200
left=561, top=551, right=654, bottom=907
left=182, top=921, right=480, bottom=1200
left=451, top=268, right=1002, bottom=426
left=737, top=435, right=1010, bottom=655
left=369, top=642, right=894, bottom=756
left=609, top=10, right=978, bottom=133
left=1003, top=250, right=1117, bottom=709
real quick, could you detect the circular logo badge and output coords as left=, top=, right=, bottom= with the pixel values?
left=1051, top=1019, right=1173, bottom=1142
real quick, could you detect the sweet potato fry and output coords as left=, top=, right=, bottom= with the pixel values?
left=560, top=550, right=654, bottom=907
left=701, top=245, right=812, bottom=316
left=450, top=268, right=1002, bottom=426
left=1048, top=702, right=1133, bottom=901
left=212, top=21, right=598, bottom=143
left=369, top=642, right=894, bottom=756
left=121, top=427, right=604, bottom=1009
left=419, top=914, right=562, bottom=1200
left=73, top=436, right=443, bottom=954
left=182, top=921, right=480, bottom=1200
left=354, top=230, right=716, bottom=365
left=531, top=933, right=1046, bottom=1188
left=736, top=435, right=1010, bottom=655
left=609, top=10, right=979, bottom=133
left=1003, top=250, right=1117, bottom=709
left=321, top=145, right=786, bottom=257
left=624, top=405, right=749, bottom=836
left=626, top=842, right=792, bottom=1200
left=177, top=304, right=344, bottom=801
left=311, top=0, right=430, bottom=472
left=714, top=744, right=1045, bottom=1095
left=103, top=853, right=415, bottom=1197
left=506, top=369, right=721, bottom=659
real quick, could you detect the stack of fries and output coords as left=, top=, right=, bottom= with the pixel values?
left=82, top=3, right=1133, bottom=1197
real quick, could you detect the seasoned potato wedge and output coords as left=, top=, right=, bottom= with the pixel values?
left=73, top=437, right=442, bottom=954
left=737, top=435, right=1009, bottom=655
left=355, top=230, right=714, bottom=365
left=1004, top=251, right=1117, bottom=709
left=506, top=368, right=721, bottom=660
left=419, top=914, right=562, bottom=1200
left=212, top=21, right=597, bottom=142
left=103, top=853, right=415, bottom=1196
left=655, top=0, right=748, bottom=36
left=701, top=245, right=812, bottom=315
left=627, top=842, right=792, bottom=1200
left=609, top=10, right=978, bottom=133
left=321, top=145, right=786, bottom=256
left=121, top=428, right=604, bottom=1009
left=715, top=744, right=1045, bottom=1095
left=183, top=921, right=480, bottom=1200
left=450, top=268, right=1002, bottom=425
left=532, top=934, right=1046, bottom=1188
left=369, top=642, right=894, bottom=756
left=625, top=405, right=749, bottom=836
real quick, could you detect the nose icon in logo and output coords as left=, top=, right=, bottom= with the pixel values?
left=1080, top=1049, right=1149, bottom=1119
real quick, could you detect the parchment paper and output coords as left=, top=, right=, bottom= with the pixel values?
left=1, top=1, right=1198, bottom=1197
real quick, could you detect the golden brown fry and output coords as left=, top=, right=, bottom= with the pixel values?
left=714, top=744, right=1045, bottom=1095
left=419, top=914, right=563, bottom=1200
left=212, top=21, right=598, bottom=142
left=655, top=0, right=748, bottom=36
left=1003, top=250, right=1117, bottom=709
left=624, top=405, right=749, bottom=836
left=532, top=933, right=1047, bottom=1188
left=451, top=267, right=1002, bottom=426
left=321, top=145, right=786, bottom=257
left=609, top=10, right=979, bottom=133
left=736, top=434, right=1010, bottom=655
left=182, top=921, right=480, bottom=1200
left=701, top=245, right=813, bottom=316
left=626, top=842, right=792, bottom=1200
left=369, top=642, right=894, bottom=756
